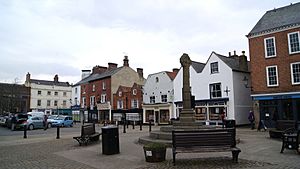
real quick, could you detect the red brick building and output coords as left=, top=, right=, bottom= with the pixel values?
left=247, top=3, right=300, bottom=127
left=76, top=56, right=145, bottom=123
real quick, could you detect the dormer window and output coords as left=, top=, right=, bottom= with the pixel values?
left=156, top=77, right=159, bottom=83
left=119, top=91, right=122, bottom=97
left=102, top=82, right=106, bottom=90
left=92, top=84, right=96, bottom=92
left=133, top=89, right=137, bottom=95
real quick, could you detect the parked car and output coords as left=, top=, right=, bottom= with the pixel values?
left=0, top=115, right=9, bottom=126
left=22, top=116, right=45, bottom=130
left=27, top=111, right=45, bottom=117
left=6, top=114, right=29, bottom=130
left=46, top=115, right=58, bottom=128
left=51, top=116, right=73, bottom=127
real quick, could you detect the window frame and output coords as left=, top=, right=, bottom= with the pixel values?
left=102, top=82, right=106, bottom=90
left=266, top=65, right=279, bottom=87
left=210, top=62, right=219, bottom=74
left=117, top=100, right=123, bottom=109
left=290, top=62, right=300, bottom=85
left=288, top=31, right=300, bottom=54
left=47, top=91, right=51, bottom=95
left=133, top=89, right=137, bottom=95
left=161, top=95, right=167, bottom=103
left=38, top=90, right=42, bottom=95
left=209, top=83, right=222, bottom=99
left=47, top=100, right=51, bottom=106
left=37, top=99, right=41, bottom=106
left=150, top=96, right=155, bottom=104
left=131, top=99, right=138, bottom=108
left=92, top=84, right=95, bottom=92
left=101, top=94, right=106, bottom=103
left=264, top=37, right=277, bottom=58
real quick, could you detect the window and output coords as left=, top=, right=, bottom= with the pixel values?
left=119, top=91, right=122, bottom=97
left=288, top=32, right=300, bottom=54
left=47, top=100, right=51, bottom=106
left=74, top=97, right=78, bottom=105
left=92, top=84, right=95, bottom=92
left=266, top=66, right=278, bottom=87
left=82, top=97, right=86, bottom=108
left=264, top=37, right=276, bottom=57
left=54, top=91, right=58, bottom=96
left=75, top=88, right=78, bottom=94
left=210, top=83, right=222, bottom=98
left=47, top=91, right=51, bottom=95
left=38, top=90, right=42, bottom=95
left=210, top=62, right=219, bottom=74
left=291, top=62, right=300, bottom=84
left=90, top=96, right=95, bottom=107
left=161, top=95, right=167, bottom=102
left=150, top=96, right=155, bottom=104
left=54, top=100, right=58, bottom=106
left=102, top=82, right=106, bottom=90
left=37, top=100, right=41, bottom=106
left=131, top=99, right=138, bottom=108
left=101, top=94, right=106, bottom=103
left=63, top=100, right=67, bottom=106
left=63, top=92, right=67, bottom=96
left=117, top=100, right=123, bottom=109
left=156, top=77, right=159, bottom=83
left=133, top=89, right=137, bottom=95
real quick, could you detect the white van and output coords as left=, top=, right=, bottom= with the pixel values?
left=27, top=112, right=45, bottom=117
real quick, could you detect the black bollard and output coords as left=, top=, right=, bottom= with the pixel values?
left=149, top=120, right=152, bottom=132
left=56, top=126, right=60, bottom=139
left=23, top=125, right=27, bottom=139
left=132, top=121, right=135, bottom=130
left=140, top=120, right=142, bottom=131
left=123, top=120, right=126, bottom=133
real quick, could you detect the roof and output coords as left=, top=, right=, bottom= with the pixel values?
left=191, top=61, right=205, bottom=73
left=75, top=67, right=123, bottom=85
left=248, top=2, right=300, bottom=37
left=30, top=79, right=70, bottom=87
left=213, top=52, right=250, bottom=72
left=166, top=71, right=178, bottom=80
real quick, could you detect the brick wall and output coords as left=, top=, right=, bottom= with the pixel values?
left=249, top=27, right=300, bottom=94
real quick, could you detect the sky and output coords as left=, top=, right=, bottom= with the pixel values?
left=0, top=0, right=297, bottom=84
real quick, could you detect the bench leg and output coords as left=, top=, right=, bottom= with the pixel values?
left=280, top=138, right=285, bottom=153
left=232, top=150, right=240, bottom=163
left=172, top=149, right=176, bottom=166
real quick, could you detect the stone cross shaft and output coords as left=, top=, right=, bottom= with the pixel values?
left=180, top=53, right=192, bottom=109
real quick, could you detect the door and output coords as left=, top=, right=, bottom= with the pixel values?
left=155, top=111, right=159, bottom=124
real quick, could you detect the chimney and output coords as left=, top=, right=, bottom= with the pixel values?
left=173, top=68, right=179, bottom=74
left=137, top=68, right=143, bottom=77
left=228, top=52, right=231, bottom=57
left=108, top=63, right=118, bottom=70
left=92, top=65, right=107, bottom=74
left=123, top=56, right=129, bottom=67
left=81, top=70, right=91, bottom=79
left=239, top=51, right=248, bottom=72
left=54, top=74, right=59, bottom=83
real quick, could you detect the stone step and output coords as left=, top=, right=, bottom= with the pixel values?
left=149, top=131, right=172, bottom=140
left=138, top=136, right=172, bottom=147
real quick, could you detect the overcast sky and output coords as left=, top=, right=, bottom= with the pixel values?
left=0, top=0, right=297, bottom=84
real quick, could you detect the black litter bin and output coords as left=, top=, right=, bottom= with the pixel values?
left=102, top=125, right=120, bottom=155
left=224, top=119, right=236, bottom=128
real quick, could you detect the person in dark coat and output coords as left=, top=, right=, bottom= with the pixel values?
left=248, top=110, right=255, bottom=130
left=11, top=114, right=17, bottom=131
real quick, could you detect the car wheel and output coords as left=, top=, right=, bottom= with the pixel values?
left=28, top=124, right=34, bottom=130
left=70, top=123, right=73, bottom=127
left=47, top=123, right=52, bottom=128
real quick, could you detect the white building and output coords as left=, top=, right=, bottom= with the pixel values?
left=25, top=73, right=72, bottom=115
left=173, top=51, right=251, bottom=125
left=142, top=69, right=178, bottom=124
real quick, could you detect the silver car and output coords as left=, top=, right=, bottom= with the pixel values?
left=23, top=116, right=44, bottom=130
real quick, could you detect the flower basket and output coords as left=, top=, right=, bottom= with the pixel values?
left=143, top=142, right=167, bottom=162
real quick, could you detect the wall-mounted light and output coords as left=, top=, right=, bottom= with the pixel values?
left=243, top=76, right=252, bottom=89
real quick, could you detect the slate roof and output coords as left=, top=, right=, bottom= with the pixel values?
left=191, top=61, right=205, bottom=73
left=248, top=2, right=300, bottom=37
left=213, top=52, right=250, bottom=72
left=30, top=79, right=70, bottom=87
left=75, top=66, right=123, bottom=85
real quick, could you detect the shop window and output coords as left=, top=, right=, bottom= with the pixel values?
left=195, top=107, right=207, bottom=120
left=159, top=110, right=169, bottom=123
left=145, top=110, right=154, bottom=122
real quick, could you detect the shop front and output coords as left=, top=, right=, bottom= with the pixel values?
left=143, top=103, right=173, bottom=125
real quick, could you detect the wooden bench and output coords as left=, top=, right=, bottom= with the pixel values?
left=73, top=124, right=101, bottom=146
left=172, top=128, right=241, bottom=166
left=269, top=120, right=297, bottom=138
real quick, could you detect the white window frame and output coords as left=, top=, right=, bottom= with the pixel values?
left=102, top=82, right=106, bottom=90
left=150, top=96, right=155, bottom=104
left=266, top=65, right=279, bottom=87
left=90, top=96, right=95, bottom=107
left=119, top=91, right=122, bottom=97
left=117, top=100, right=123, bottom=109
left=82, top=97, right=86, bottom=108
left=38, top=90, right=42, bottom=95
left=288, top=31, right=300, bottom=54
left=54, top=100, right=58, bottom=107
left=264, top=37, right=276, bottom=58
left=101, top=94, right=106, bottom=103
left=47, top=100, right=51, bottom=106
left=133, top=89, right=137, bottom=95
left=161, top=95, right=167, bottom=103
left=210, top=62, right=219, bottom=74
left=209, top=83, right=222, bottom=99
left=131, top=99, right=138, bottom=108
left=290, top=62, right=300, bottom=85
left=92, top=84, right=95, bottom=92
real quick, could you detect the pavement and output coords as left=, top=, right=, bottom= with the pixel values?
left=0, top=125, right=299, bottom=169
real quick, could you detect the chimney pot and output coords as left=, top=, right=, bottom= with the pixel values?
left=123, top=56, right=129, bottom=67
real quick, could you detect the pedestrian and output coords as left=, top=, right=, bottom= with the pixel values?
left=248, top=110, right=255, bottom=130
left=43, top=114, right=48, bottom=130
left=11, top=114, right=17, bottom=131
left=220, top=111, right=226, bottom=128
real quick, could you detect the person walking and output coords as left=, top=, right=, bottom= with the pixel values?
left=43, top=114, right=48, bottom=130
left=11, top=114, right=17, bottom=131
left=248, top=110, right=255, bottom=130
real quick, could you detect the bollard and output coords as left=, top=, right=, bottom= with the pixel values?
left=149, top=120, right=152, bottom=132
left=126, top=120, right=129, bottom=128
left=23, top=125, right=27, bottom=139
left=123, top=120, right=126, bottom=133
left=132, top=121, right=135, bottom=130
left=56, top=126, right=60, bottom=139
left=140, top=120, right=142, bottom=131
